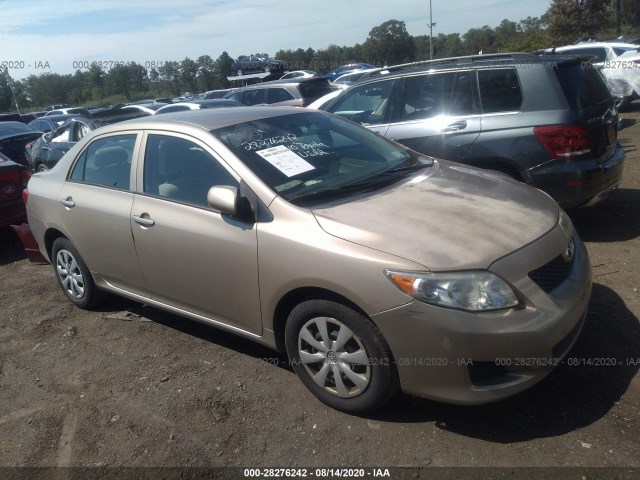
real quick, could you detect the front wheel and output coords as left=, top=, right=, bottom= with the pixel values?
left=51, top=237, right=104, bottom=309
left=285, top=300, right=398, bottom=414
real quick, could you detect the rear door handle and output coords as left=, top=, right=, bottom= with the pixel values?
left=132, top=214, right=155, bottom=227
left=60, top=197, right=75, bottom=208
left=442, top=120, right=468, bottom=132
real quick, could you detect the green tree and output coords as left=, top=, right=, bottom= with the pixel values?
left=463, top=26, right=496, bottom=54
left=180, top=57, right=199, bottom=94
left=196, top=55, right=216, bottom=91
left=546, top=0, right=610, bottom=45
left=363, top=20, right=415, bottom=67
left=212, top=52, right=234, bottom=89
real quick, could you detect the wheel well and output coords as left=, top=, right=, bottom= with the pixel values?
left=271, top=287, right=369, bottom=353
left=43, top=228, right=67, bottom=260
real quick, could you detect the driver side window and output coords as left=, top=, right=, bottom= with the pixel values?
left=330, top=79, right=394, bottom=125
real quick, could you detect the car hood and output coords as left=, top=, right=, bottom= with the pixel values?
left=312, top=162, right=559, bottom=270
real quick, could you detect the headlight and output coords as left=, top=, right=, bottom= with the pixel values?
left=385, top=270, right=519, bottom=311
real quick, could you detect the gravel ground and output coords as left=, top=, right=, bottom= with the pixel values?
left=0, top=106, right=638, bottom=478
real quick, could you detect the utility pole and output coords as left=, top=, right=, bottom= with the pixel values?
left=429, top=0, right=436, bottom=59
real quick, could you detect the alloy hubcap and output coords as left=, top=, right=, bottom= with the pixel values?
left=56, top=249, right=85, bottom=299
left=298, top=317, right=371, bottom=398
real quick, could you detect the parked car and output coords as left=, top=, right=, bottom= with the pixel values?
left=320, top=52, right=625, bottom=209
left=333, top=69, right=377, bottom=86
left=224, top=77, right=335, bottom=107
left=324, top=63, right=374, bottom=81
left=27, top=110, right=149, bottom=171
left=280, top=70, right=321, bottom=80
left=545, top=42, right=640, bottom=107
left=44, top=107, right=92, bottom=117
left=231, top=55, right=286, bottom=76
left=120, top=103, right=168, bottom=115
left=154, top=99, right=243, bottom=115
left=306, top=90, right=343, bottom=110
left=0, top=151, right=31, bottom=227
left=26, top=107, right=591, bottom=414
left=29, top=114, right=81, bottom=133
left=0, top=121, right=44, bottom=166
left=204, top=89, right=232, bottom=99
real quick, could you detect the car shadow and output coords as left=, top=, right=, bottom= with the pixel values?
left=569, top=188, right=640, bottom=242
left=0, top=227, right=27, bottom=266
left=92, top=296, right=291, bottom=368
left=370, top=283, right=639, bottom=441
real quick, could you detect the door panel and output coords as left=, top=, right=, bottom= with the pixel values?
left=386, top=72, right=481, bottom=160
left=132, top=133, right=262, bottom=334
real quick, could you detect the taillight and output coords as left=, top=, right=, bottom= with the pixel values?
left=22, top=187, right=28, bottom=205
left=534, top=125, right=592, bottom=160
left=0, top=170, right=21, bottom=201
left=20, top=168, right=32, bottom=188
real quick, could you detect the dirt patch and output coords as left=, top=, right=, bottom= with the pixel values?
left=0, top=108, right=638, bottom=472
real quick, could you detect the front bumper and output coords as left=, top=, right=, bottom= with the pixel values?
left=371, top=225, right=592, bottom=405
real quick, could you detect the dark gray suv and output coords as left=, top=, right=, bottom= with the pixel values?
left=320, top=53, right=625, bottom=209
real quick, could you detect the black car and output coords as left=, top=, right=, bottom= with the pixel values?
left=320, top=53, right=625, bottom=209
left=0, top=151, right=31, bottom=227
left=29, top=114, right=82, bottom=133
left=0, top=121, right=43, bottom=166
left=231, top=55, right=286, bottom=76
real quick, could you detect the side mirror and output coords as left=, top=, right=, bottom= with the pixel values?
left=207, top=185, right=238, bottom=215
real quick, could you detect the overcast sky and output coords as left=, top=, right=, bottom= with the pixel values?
left=1, top=0, right=551, bottom=79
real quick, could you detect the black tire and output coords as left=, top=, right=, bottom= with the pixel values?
left=36, top=163, right=48, bottom=172
left=285, top=299, right=398, bottom=414
left=51, top=237, right=104, bottom=309
left=236, top=69, right=243, bottom=76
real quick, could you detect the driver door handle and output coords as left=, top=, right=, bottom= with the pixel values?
left=132, top=215, right=155, bottom=227
left=60, top=198, right=75, bottom=208
left=442, top=120, right=468, bottom=132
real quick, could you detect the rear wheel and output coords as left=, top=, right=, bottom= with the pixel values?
left=36, top=163, right=48, bottom=172
left=236, top=69, right=243, bottom=76
left=51, top=237, right=103, bottom=309
left=285, top=299, right=398, bottom=413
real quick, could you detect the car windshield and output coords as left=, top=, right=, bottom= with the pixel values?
left=212, top=111, right=431, bottom=207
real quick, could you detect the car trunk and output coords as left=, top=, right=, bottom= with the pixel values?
left=0, top=132, right=43, bottom=166
left=553, top=60, right=619, bottom=164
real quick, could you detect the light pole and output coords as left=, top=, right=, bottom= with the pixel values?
left=429, top=0, right=435, bottom=59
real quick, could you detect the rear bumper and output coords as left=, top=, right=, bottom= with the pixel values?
left=527, top=143, right=625, bottom=209
left=10, top=223, right=49, bottom=263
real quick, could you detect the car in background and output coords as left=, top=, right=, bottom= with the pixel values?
left=545, top=42, right=640, bottom=107
left=154, top=99, right=243, bottom=115
left=0, top=121, right=43, bottom=166
left=0, top=151, right=31, bottom=227
left=120, top=103, right=168, bottom=115
left=204, top=89, right=232, bottom=99
left=26, top=107, right=591, bottom=414
left=224, top=77, right=335, bottom=107
left=280, top=70, right=321, bottom=80
left=320, top=52, right=624, bottom=209
left=29, top=114, right=81, bottom=133
left=333, top=70, right=375, bottom=86
left=44, top=107, right=92, bottom=117
left=231, top=55, right=287, bottom=76
left=324, top=63, right=374, bottom=81
left=44, top=104, right=71, bottom=111
left=27, top=109, right=150, bottom=172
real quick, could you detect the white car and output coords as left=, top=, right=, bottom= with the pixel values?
left=279, top=70, right=320, bottom=80
left=548, top=42, right=640, bottom=107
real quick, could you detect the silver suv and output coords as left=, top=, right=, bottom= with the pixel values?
left=320, top=53, right=625, bottom=209
left=225, top=77, right=335, bottom=107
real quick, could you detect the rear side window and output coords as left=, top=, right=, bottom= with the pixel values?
left=268, top=88, right=295, bottom=104
left=243, top=88, right=267, bottom=106
left=554, top=63, right=612, bottom=109
left=478, top=69, right=522, bottom=113
left=70, top=134, right=135, bottom=190
left=400, top=71, right=476, bottom=120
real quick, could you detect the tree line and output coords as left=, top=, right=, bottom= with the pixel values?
left=1, top=0, right=638, bottom=112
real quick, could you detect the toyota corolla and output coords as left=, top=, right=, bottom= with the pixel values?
left=25, top=107, right=591, bottom=413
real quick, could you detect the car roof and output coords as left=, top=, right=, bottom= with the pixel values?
left=243, top=76, right=329, bottom=87
left=91, top=106, right=310, bottom=134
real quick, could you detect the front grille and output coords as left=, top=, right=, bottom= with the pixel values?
left=528, top=254, right=574, bottom=293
